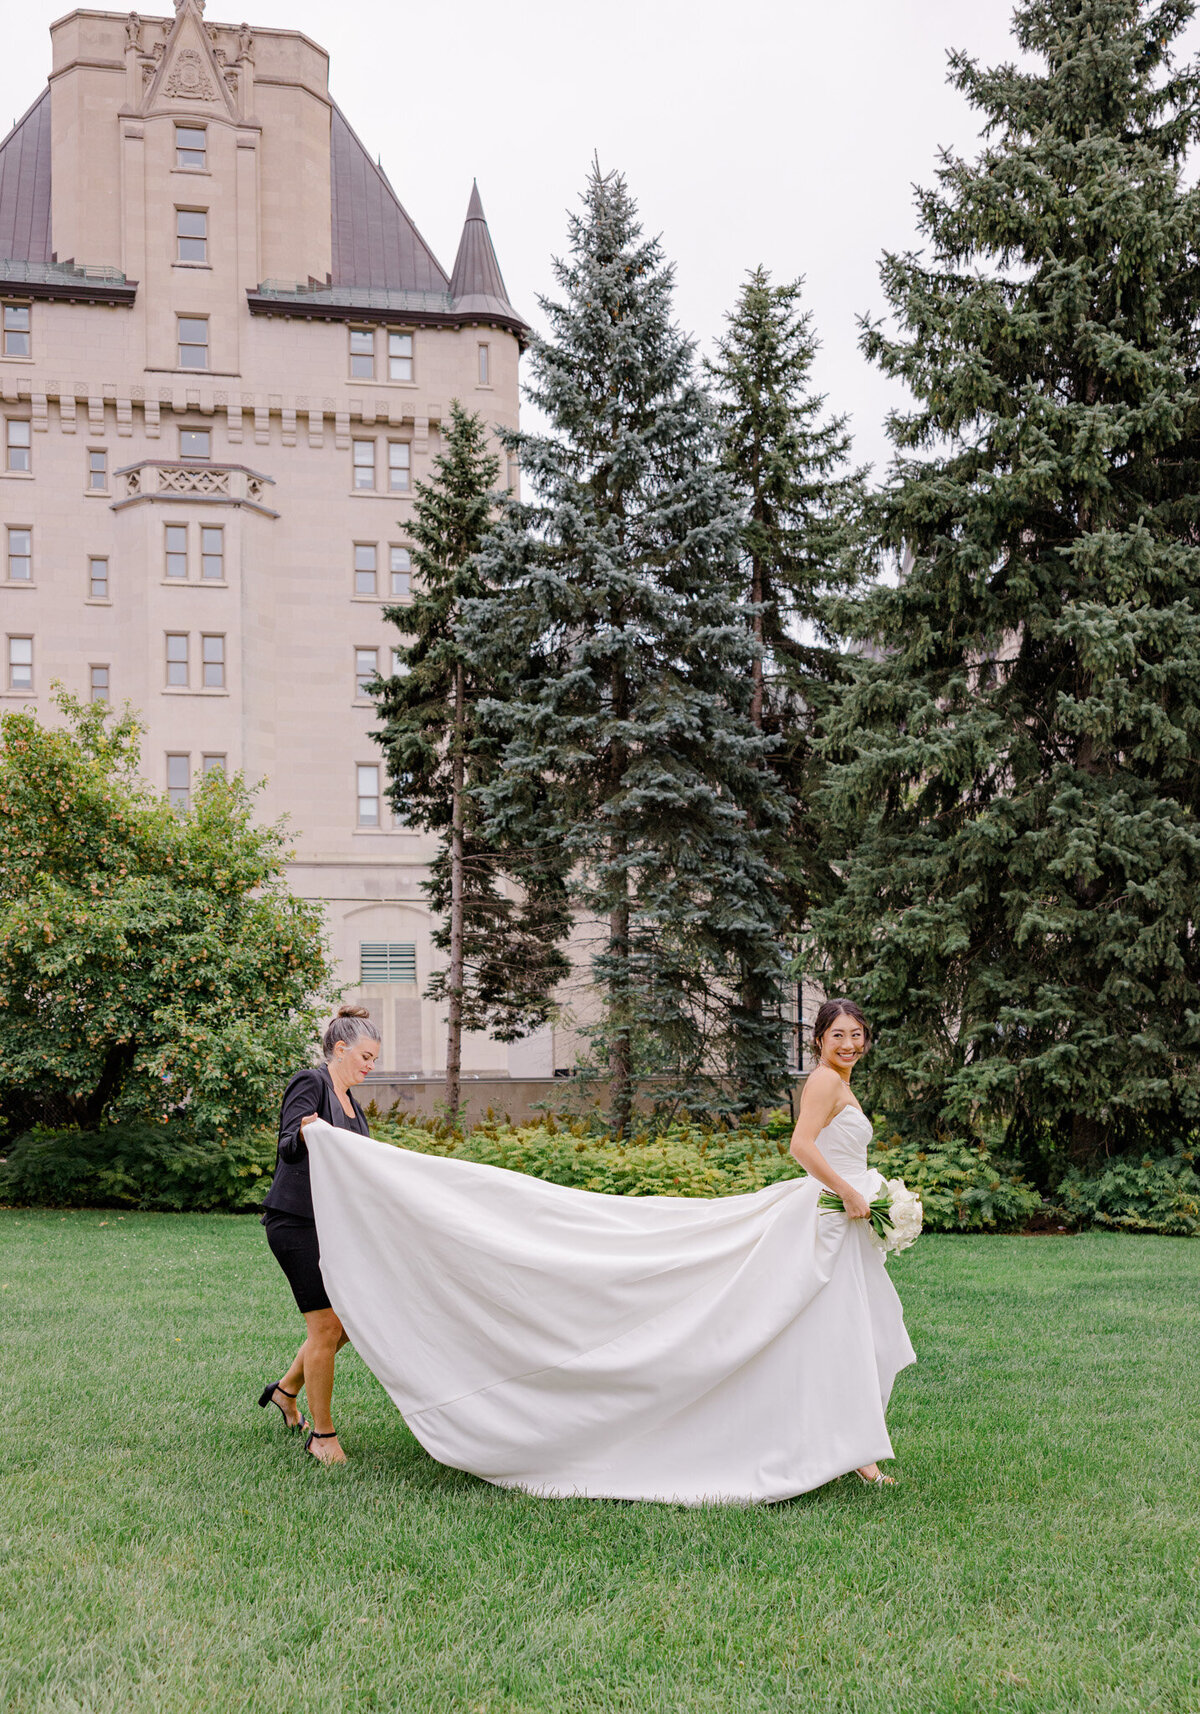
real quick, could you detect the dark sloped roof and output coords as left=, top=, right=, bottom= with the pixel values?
left=0, top=89, right=52, bottom=264
left=330, top=104, right=449, bottom=292
left=449, top=180, right=518, bottom=318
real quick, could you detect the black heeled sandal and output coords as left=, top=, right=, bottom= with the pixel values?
left=304, top=1428, right=342, bottom=1461
left=257, top=1381, right=308, bottom=1432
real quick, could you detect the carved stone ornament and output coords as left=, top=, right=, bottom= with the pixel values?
left=165, top=48, right=214, bottom=100
left=125, top=11, right=144, bottom=51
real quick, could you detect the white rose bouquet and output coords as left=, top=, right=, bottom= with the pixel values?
left=818, top=1177, right=923, bottom=1258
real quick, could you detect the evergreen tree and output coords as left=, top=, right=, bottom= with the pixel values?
left=372, top=402, right=570, bottom=1121
left=813, top=0, right=1200, bottom=1167
left=462, top=165, right=791, bottom=1131
left=706, top=269, right=865, bottom=1071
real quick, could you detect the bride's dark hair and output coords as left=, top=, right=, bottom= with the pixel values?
left=812, top=998, right=870, bottom=1051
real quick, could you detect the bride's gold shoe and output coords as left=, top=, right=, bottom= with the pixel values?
left=855, top=1467, right=896, bottom=1486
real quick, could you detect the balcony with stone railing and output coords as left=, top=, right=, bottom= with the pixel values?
left=111, top=460, right=279, bottom=518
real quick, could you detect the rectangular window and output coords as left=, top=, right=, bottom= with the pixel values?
left=352, top=439, right=375, bottom=490
left=360, top=942, right=417, bottom=983
left=179, top=428, right=210, bottom=460
left=167, top=753, right=191, bottom=811
left=202, top=634, right=225, bottom=689
left=176, top=208, right=207, bottom=263
left=349, top=329, right=375, bottom=379
left=175, top=126, right=206, bottom=170
left=388, top=441, right=410, bottom=493
left=6, top=419, right=30, bottom=472
left=388, top=331, right=413, bottom=382
left=478, top=342, right=490, bottom=386
left=201, top=753, right=226, bottom=776
left=391, top=646, right=410, bottom=678
left=177, top=317, right=209, bottom=370
left=90, top=664, right=109, bottom=704
left=354, top=543, right=377, bottom=595
left=201, top=526, right=224, bottom=580
left=165, top=524, right=188, bottom=579
left=166, top=632, right=189, bottom=687
left=88, top=449, right=108, bottom=490
left=389, top=546, right=412, bottom=598
left=8, top=636, right=32, bottom=691
left=355, top=647, right=378, bottom=698
left=89, top=556, right=109, bottom=599
left=2, top=304, right=31, bottom=358
left=357, top=764, right=381, bottom=827
left=7, top=526, right=31, bottom=581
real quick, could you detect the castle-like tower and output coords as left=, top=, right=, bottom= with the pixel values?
left=0, top=2, right=545, bottom=1079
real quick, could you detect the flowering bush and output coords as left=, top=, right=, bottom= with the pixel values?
left=367, top=1110, right=804, bottom=1199
left=866, top=1127, right=1042, bottom=1233
left=1055, top=1152, right=1200, bottom=1237
left=4, top=1104, right=1194, bottom=1236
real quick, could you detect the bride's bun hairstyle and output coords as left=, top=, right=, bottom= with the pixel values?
left=322, top=1003, right=382, bottom=1061
left=813, top=998, right=871, bottom=1053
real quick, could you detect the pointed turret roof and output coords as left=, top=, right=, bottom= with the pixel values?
left=450, top=182, right=521, bottom=320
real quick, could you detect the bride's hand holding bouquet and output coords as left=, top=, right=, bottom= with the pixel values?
left=819, top=1178, right=924, bottom=1258
left=836, top=1184, right=873, bottom=1221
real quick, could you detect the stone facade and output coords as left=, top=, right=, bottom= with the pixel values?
left=0, top=2, right=558, bottom=1078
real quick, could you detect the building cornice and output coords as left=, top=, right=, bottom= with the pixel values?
left=0, top=261, right=137, bottom=306
left=247, top=287, right=530, bottom=346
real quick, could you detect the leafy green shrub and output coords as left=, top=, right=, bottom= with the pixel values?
left=867, top=1126, right=1043, bottom=1233
left=0, top=693, right=332, bottom=1144
left=370, top=1111, right=805, bottom=1198
left=1055, top=1152, right=1200, bottom=1237
left=0, top=1123, right=275, bottom=1212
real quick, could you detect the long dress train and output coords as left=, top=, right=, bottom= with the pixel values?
left=304, top=1106, right=915, bottom=1504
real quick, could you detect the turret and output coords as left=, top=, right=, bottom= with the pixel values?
left=449, top=181, right=522, bottom=322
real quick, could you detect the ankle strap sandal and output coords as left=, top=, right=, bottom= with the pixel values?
left=257, top=1381, right=308, bottom=1433
left=304, top=1429, right=340, bottom=1458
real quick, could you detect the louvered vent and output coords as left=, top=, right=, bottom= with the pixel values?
left=359, top=942, right=417, bottom=983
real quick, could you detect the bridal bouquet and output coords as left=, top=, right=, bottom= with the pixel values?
left=819, top=1178, right=923, bottom=1257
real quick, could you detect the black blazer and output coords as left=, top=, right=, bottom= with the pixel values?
left=262, top=1064, right=370, bottom=1219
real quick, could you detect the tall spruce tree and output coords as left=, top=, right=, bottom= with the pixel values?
left=706, top=268, right=864, bottom=958
left=372, top=402, right=570, bottom=1121
left=462, top=165, right=791, bottom=1130
left=813, top=0, right=1200, bottom=1167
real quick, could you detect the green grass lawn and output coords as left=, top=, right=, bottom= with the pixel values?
left=1, top=1213, right=1197, bottom=1714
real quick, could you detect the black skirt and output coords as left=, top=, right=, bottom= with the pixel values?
left=262, top=1209, right=331, bottom=1315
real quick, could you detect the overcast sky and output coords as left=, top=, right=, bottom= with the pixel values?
left=6, top=1, right=1200, bottom=474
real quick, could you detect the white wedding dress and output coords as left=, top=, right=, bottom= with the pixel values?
left=305, top=1106, right=915, bottom=1505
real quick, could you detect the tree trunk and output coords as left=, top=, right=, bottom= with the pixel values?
left=738, top=548, right=765, bottom=1105
left=1069, top=1110, right=1106, bottom=1168
left=750, top=551, right=764, bottom=730
left=608, top=868, right=632, bottom=1137
left=445, top=662, right=466, bottom=1126
left=607, top=644, right=634, bottom=1135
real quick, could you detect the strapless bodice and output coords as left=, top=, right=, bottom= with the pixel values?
left=815, top=1104, right=873, bottom=1178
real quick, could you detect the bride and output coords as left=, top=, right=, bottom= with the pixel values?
left=303, top=998, right=915, bottom=1503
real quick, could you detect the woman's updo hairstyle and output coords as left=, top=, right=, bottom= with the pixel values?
left=812, top=998, right=871, bottom=1053
left=322, top=1004, right=381, bottom=1061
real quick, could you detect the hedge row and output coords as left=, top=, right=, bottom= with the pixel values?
left=1, top=1111, right=1197, bottom=1236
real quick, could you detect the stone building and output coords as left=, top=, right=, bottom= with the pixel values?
left=0, top=1, right=558, bottom=1081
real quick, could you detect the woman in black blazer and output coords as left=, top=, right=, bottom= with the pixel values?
left=258, top=1005, right=379, bottom=1464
